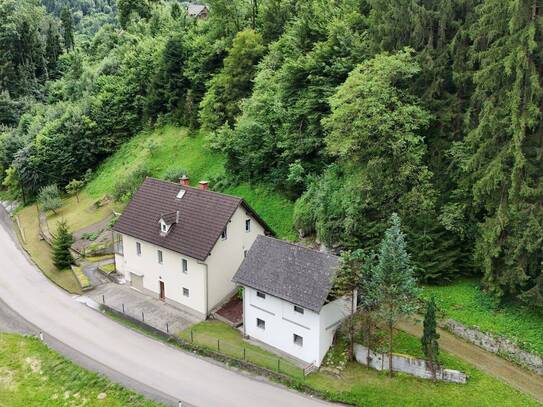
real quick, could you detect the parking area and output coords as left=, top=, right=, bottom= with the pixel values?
left=87, top=283, right=200, bottom=334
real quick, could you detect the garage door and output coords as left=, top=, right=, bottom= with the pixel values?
left=130, top=273, right=144, bottom=291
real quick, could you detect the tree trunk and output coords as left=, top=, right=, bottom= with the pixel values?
left=348, top=293, right=354, bottom=361
left=388, top=324, right=393, bottom=377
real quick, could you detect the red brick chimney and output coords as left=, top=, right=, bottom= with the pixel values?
left=199, top=181, right=209, bottom=190
left=180, top=175, right=190, bottom=187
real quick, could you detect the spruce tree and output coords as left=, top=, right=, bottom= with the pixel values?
left=454, top=0, right=543, bottom=306
left=52, top=219, right=74, bottom=270
left=421, top=296, right=440, bottom=381
left=45, top=21, right=62, bottom=79
left=374, top=213, right=420, bottom=377
left=60, top=6, right=74, bottom=50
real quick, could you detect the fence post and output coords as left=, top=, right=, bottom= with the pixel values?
left=277, top=359, right=280, bottom=372
left=142, top=312, right=144, bottom=322
left=190, top=329, right=193, bottom=343
left=102, top=295, right=105, bottom=304
left=122, top=303, right=125, bottom=313
left=166, top=323, right=169, bottom=333
left=243, top=347, right=246, bottom=361
left=217, top=339, right=220, bottom=352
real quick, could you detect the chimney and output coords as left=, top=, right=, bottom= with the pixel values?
left=199, top=181, right=209, bottom=191
left=180, top=175, right=190, bottom=187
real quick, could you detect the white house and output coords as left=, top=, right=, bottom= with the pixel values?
left=112, top=177, right=272, bottom=320
left=232, top=236, right=351, bottom=367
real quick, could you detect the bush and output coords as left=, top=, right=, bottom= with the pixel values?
left=112, top=165, right=150, bottom=202
left=162, top=167, right=190, bottom=183
left=38, top=184, right=62, bottom=214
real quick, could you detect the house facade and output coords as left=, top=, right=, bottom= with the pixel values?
left=113, top=177, right=272, bottom=320
left=233, top=236, right=351, bottom=367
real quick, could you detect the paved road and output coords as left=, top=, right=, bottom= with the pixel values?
left=0, top=211, right=333, bottom=407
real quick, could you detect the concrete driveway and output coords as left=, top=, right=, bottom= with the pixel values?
left=0, top=207, right=335, bottom=407
left=88, top=283, right=199, bottom=334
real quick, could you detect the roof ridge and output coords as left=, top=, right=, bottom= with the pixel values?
left=257, top=235, right=338, bottom=259
left=146, top=177, right=242, bottom=202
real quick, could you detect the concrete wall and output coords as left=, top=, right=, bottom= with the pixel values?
left=354, top=344, right=468, bottom=384
left=206, top=206, right=265, bottom=311
left=243, top=287, right=347, bottom=367
left=115, top=234, right=207, bottom=317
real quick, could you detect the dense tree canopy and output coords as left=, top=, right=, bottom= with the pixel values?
left=1, top=0, right=543, bottom=309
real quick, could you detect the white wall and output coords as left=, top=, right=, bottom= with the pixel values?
left=242, top=287, right=349, bottom=366
left=115, top=234, right=207, bottom=317
left=206, top=207, right=265, bottom=310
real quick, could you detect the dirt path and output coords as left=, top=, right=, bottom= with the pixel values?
left=398, top=317, right=543, bottom=404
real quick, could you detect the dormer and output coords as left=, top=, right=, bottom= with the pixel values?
left=159, top=211, right=179, bottom=236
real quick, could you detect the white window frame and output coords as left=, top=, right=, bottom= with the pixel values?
left=158, top=250, right=163, bottom=264
left=256, top=318, right=265, bottom=330
left=245, top=219, right=251, bottom=232
left=294, top=305, right=304, bottom=314
left=293, top=334, right=303, bottom=347
left=256, top=291, right=266, bottom=299
left=136, top=242, right=141, bottom=256
left=221, top=225, right=228, bottom=240
left=183, top=287, right=189, bottom=297
left=182, top=258, right=188, bottom=274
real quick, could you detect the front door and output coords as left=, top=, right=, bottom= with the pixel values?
left=159, top=281, right=165, bottom=301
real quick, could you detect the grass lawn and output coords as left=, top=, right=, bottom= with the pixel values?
left=422, top=279, right=543, bottom=356
left=306, top=331, right=540, bottom=407
left=0, top=333, right=163, bottom=406
left=72, top=266, right=90, bottom=289
left=15, top=205, right=81, bottom=294
left=99, top=263, right=116, bottom=274
left=179, top=321, right=304, bottom=378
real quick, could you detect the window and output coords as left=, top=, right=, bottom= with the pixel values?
left=161, top=223, right=168, bottom=233
left=157, top=250, right=163, bottom=264
left=294, top=305, right=304, bottom=314
left=221, top=225, right=228, bottom=240
left=293, top=334, right=303, bottom=347
left=183, top=287, right=189, bottom=297
left=113, top=232, right=123, bottom=255
left=245, top=219, right=251, bottom=232
left=182, top=258, right=188, bottom=273
left=256, top=291, right=266, bottom=299
left=244, top=250, right=248, bottom=258
left=136, top=242, right=141, bottom=256
left=256, top=318, right=265, bottom=329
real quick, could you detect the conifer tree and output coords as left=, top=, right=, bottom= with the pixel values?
left=455, top=0, right=543, bottom=306
left=52, top=219, right=74, bottom=270
left=374, top=213, right=419, bottom=377
left=421, top=295, right=440, bottom=381
left=60, top=7, right=74, bottom=50
left=45, top=21, right=62, bottom=79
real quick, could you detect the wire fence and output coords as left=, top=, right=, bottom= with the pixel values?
left=100, top=298, right=313, bottom=380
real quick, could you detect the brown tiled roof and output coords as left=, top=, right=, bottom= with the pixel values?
left=113, top=178, right=273, bottom=261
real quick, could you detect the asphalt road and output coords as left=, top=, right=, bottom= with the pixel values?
left=0, top=210, right=333, bottom=407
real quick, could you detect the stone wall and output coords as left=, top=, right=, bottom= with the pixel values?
left=442, top=319, right=543, bottom=375
left=354, top=344, right=468, bottom=384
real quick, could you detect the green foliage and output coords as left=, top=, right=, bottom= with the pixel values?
left=52, top=218, right=74, bottom=270
left=162, top=167, right=190, bottom=183
left=38, top=184, right=62, bottom=214
left=374, top=213, right=420, bottom=375
left=112, top=164, right=149, bottom=202
left=200, top=29, right=265, bottom=130
left=60, top=6, right=75, bottom=50
left=421, top=296, right=440, bottom=380
left=65, top=178, right=84, bottom=201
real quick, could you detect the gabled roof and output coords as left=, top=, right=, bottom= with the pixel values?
left=187, top=3, right=207, bottom=16
left=113, top=178, right=273, bottom=261
left=160, top=211, right=178, bottom=225
left=232, top=236, right=339, bottom=313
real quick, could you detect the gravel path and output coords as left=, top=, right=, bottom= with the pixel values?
left=398, top=317, right=543, bottom=404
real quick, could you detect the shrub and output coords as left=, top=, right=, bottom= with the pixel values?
left=38, top=184, right=62, bottom=214
left=112, top=165, right=149, bottom=202
left=162, top=167, right=190, bottom=183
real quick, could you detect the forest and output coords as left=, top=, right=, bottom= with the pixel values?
left=0, top=0, right=542, bottom=312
